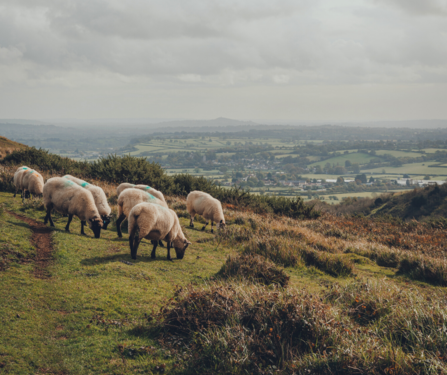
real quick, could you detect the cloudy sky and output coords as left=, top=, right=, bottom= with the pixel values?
left=0, top=0, right=446, bottom=122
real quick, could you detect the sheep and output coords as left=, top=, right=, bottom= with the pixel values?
left=116, top=188, right=168, bottom=240
left=13, top=166, right=29, bottom=198
left=186, top=191, right=226, bottom=233
left=63, top=175, right=112, bottom=229
left=21, top=169, right=44, bottom=201
left=128, top=202, right=191, bottom=260
left=116, top=183, right=135, bottom=197
left=43, top=177, right=103, bottom=238
left=116, top=182, right=166, bottom=203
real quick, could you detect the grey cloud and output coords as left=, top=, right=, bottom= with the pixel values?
left=0, top=0, right=446, bottom=86
left=373, top=0, right=447, bottom=15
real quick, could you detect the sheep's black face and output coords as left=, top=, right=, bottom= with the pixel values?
left=89, top=219, right=103, bottom=239
left=102, top=215, right=111, bottom=230
left=174, top=239, right=191, bottom=260
left=217, top=220, right=226, bottom=230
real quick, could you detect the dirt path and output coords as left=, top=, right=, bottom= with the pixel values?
left=7, top=211, right=53, bottom=278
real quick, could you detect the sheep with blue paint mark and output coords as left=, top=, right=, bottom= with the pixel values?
left=43, top=177, right=103, bottom=238
left=13, top=166, right=29, bottom=198
left=116, top=188, right=168, bottom=238
left=21, top=168, right=44, bottom=201
left=186, top=191, right=226, bottom=233
left=128, top=202, right=191, bottom=260
left=116, top=182, right=166, bottom=203
left=116, top=183, right=135, bottom=197
left=63, top=175, right=112, bottom=229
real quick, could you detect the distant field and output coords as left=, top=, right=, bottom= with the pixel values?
left=308, top=152, right=375, bottom=167
left=374, top=150, right=423, bottom=158
left=363, top=162, right=447, bottom=176
left=421, top=148, right=447, bottom=153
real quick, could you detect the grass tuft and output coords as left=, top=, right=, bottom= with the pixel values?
left=217, top=254, right=290, bottom=287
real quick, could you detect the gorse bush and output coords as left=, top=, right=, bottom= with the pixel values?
left=2, top=147, right=319, bottom=219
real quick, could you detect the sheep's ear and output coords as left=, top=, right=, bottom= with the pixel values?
left=184, top=239, right=191, bottom=245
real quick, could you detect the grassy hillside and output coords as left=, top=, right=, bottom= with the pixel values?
left=2, top=169, right=447, bottom=373
left=0, top=136, right=27, bottom=159
left=315, top=183, right=447, bottom=221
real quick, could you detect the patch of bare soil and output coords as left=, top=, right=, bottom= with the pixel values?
left=7, top=211, right=53, bottom=278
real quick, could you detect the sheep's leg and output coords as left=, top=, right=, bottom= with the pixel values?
left=116, top=214, right=126, bottom=238
left=65, top=214, right=73, bottom=232
left=167, top=242, right=173, bottom=261
left=150, top=240, right=158, bottom=259
left=81, top=221, right=86, bottom=235
left=211, top=221, right=214, bottom=234
left=201, top=221, right=209, bottom=231
left=158, top=240, right=164, bottom=247
left=14, top=188, right=17, bottom=198
left=189, top=213, right=195, bottom=228
left=131, top=235, right=141, bottom=260
left=45, top=209, right=55, bottom=227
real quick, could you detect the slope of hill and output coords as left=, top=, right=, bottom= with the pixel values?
left=0, top=136, right=27, bottom=159
left=371, top=184, right=447, bottom=220
left=1, top=146, right=447, bottom=373
left=315, top=184, right=447, bottom=221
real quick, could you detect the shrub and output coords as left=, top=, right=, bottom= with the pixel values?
left=217, top=254, right=289, bottom=287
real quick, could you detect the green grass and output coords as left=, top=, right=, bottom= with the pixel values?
left=0, top=192, right=234, bottom=374
left=2, top=189, right=447, bottom=373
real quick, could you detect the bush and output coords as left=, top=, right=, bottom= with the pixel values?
left=217, top=254, right=290, bottom=287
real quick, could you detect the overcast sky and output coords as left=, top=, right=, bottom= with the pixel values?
left=0, top=0, right=446, bottom=122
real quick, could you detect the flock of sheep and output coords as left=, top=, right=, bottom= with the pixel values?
left=12, top=166, right=226, bottom=260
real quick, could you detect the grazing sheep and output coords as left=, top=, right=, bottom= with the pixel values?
left=21, top=169, right=44, bottom=201
left=63, top=175, right=112, bottom=229
left=43, top=177, right=103, bottom=238
left=116, top=188, right=168, bottom=239
left=186, top=191, right=226, bottom=233
left=134, top=185, right=166, bottom=203
left=116, top=182, right=166, bottom=203
left=116, top=183, right=135, bottom=197
left=128, top=202, right=191, bottom=260
left=13, top=166, right=29, bottom=198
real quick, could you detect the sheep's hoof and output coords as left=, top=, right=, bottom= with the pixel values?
left=118, top=234, right=123, bottom=238
left=211, top=229, right=214, bottom=234
left=189, top=224, right=194, bottom=228
left=151, top=254, right=156, bottom=259
left=65, top=228, right=70, bottom=232
left=201, top=227, right=205, bottom=231
left=81, top=233, right=86, bottom=236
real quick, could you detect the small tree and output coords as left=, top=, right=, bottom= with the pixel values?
left=345, top=160, right=352, bottom=167
left=423, top=175, right=431, bottom=180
